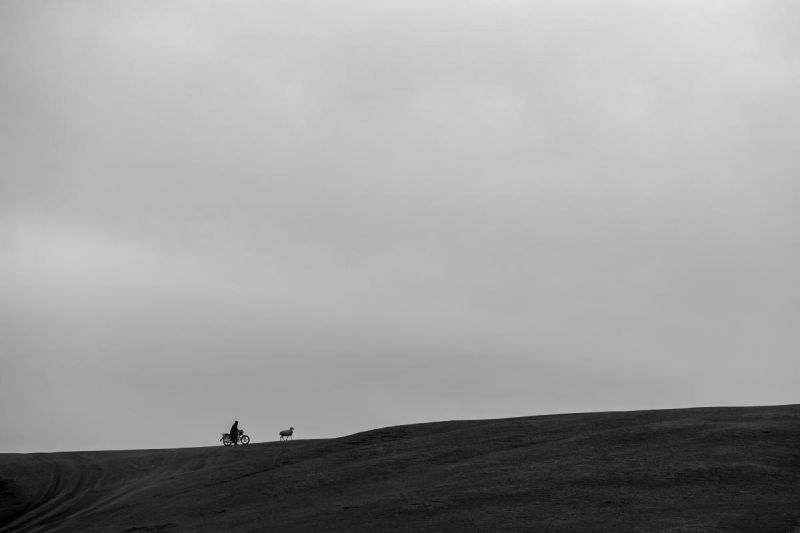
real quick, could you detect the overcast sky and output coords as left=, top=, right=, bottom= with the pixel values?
left=1, top=0, right=798, bottom=453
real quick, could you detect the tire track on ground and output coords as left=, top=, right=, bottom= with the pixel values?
left=0, top=455, right=72, bottom=533
left=0, top=454, right=136, bottom=532
left=0, top=451, right=211, bottom=532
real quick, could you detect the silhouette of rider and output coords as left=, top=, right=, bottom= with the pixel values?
left=230, top=420, right=239, bottom=446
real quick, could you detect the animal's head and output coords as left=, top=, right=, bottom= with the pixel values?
left=290, top=427, right=294, bottom=430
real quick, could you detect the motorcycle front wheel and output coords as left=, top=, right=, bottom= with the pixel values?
left=240, top=435, right=250, bottom=445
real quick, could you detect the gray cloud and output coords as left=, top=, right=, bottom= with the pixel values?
left=1, top=0, right=798, bottom=452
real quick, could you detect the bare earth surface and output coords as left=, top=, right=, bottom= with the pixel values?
left=1, top=405, right=798, bottom=532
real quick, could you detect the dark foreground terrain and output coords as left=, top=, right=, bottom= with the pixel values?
left=1, top=405, right=798, bottom=532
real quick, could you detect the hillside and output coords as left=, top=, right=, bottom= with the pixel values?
left=1, top=405, right=798, bottom=532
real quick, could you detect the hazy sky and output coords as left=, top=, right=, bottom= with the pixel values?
left=1, top=0, right=798, bottom=452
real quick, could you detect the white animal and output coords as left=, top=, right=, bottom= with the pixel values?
left=279, top=427, right=294, bottom=442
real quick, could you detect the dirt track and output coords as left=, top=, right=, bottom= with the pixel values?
left=0, top=449, right=200, bottom=532
left=1, top=405, right=799, bottom=532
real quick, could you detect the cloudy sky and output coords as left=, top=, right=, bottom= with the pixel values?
left=1, top=0, right=798, bottom=452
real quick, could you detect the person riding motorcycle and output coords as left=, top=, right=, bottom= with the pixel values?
left=230, top=420, right=240, bottom=446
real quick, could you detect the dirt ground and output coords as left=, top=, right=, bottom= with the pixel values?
left=1, top=404, right=798, bottom=532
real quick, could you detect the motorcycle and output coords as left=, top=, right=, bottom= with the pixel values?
left=220, top=429, right=250, bottom=446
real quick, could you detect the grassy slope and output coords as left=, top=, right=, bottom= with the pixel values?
left=0, top=405, right=798, bottom=532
